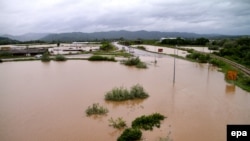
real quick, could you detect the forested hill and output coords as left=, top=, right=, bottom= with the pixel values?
left=40, top=30, right=241, bottom=42
left=0, top=37, right=20, bottom=45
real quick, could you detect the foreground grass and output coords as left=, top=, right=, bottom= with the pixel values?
left=117, top=128, right=142, bottom=141
left=88, top=55, right=116, bottom=62
left=85, top=103, right=108, bottom=116
left=105, top=84, right=149, bottom=101
left=116, top=113, right=166, bottom=141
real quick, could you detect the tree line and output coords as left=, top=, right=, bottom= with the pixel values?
left=211, top=37, right=250, bottom=67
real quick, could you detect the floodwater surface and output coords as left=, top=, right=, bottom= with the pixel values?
left=0, top=57, right=250, bottom=141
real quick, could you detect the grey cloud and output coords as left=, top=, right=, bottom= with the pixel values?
left=0, top=0, right=249, bottom=35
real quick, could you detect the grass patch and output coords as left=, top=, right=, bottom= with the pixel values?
left=121, top=57, right=147, bottom=68
left=105, top=84, right=149, bottom=101
left=131, top=113, right=166, bottom=130
left=117, top=128, right=142, bottom=141
left=209, top=58, right=226, bottom=67
left=88, top=55, right=116, bottom=61
left=109, top=117, right=127, bottom=129
left=55, top=54, right=67, bottom=61
left=85, top=103, right=108, bottom=116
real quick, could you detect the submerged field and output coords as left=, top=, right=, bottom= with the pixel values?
left=0, top=56, right=250, bottom=141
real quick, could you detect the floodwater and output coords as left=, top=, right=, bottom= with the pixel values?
left=0, top=57, right=250, bottom=141
left=132, top=45, right=188, bottom=57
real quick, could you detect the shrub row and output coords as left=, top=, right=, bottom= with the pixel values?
left=88, top=55, right=116, bottom=61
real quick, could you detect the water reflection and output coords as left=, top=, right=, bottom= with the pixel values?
left=105, top=99, right=144, bottom=109
left=225, top=84, right=236, bottom=94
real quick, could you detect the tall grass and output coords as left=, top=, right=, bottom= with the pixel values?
left=105, top=84, right=149, bottom=101
left=109, top=117, right=127, bottom=129
left=85, top=103, right=108, bottom=116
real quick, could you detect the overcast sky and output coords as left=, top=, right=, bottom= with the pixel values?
left=0, top=0, right=250, bottom=35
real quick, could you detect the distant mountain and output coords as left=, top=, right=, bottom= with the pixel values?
left=40, top=30, right=240, bottom=42
left=0, top=37, right=21, bottom=45
left=2, top=31, right=242, bottom=42
left=2, top=33, right=49, bottom=41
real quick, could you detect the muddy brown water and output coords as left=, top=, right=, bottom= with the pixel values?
left=0, top=57, right=250, bottom=141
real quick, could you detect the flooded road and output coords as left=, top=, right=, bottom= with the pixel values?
left=0, top=57, right=250, bottom=141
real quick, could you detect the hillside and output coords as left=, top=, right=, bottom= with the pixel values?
left=2, top=33, right=49, bottom=41
left=0, top=37, right=21, bottom=45
left=40, top=30, right=241, bottom=42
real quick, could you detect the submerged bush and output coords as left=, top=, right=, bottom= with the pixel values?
left=88, top=55, right=116, bottom=61
left=105, top=84, right=149, bottom=101
left=132, top=113, right=166, bottom=130
left=122, top=57, right=147, bottom=68
left=85, top=103, right=108, bottom=116
left=117, top=128, right=142, bottom=141
left=130, top=84, right=149, bottom=99
left=55, top=54, right=67, bottom=61
left=109, top=117, right=127, bottom=129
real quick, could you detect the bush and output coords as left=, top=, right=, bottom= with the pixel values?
left=41, top=52, right=51, bottom=62
left=132, top=113, right=165, bottom=130
left=105, top=84, right=149, bottom=101
left=85, top=103, right=108, bottom=116
left=117, top=128, right=142, bottom=141
left=130, top=84, right=149, bottom=99
left=88, top=55, right=116, bottom=61
left=100, top=42, right=115, bottom=51
left=122, top=57, right=147, bottom=68
left=186, top=52, right=210, bottom=63
left=55, top=54, right=67, bottom=61
left=109, top=117, right=127, bottom=129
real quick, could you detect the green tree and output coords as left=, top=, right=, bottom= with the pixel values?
left=41, top=52, right=51, bottom=62
left=100, top=42, right=115, bottom=51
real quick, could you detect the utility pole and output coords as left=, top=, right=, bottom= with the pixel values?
left=173, top=45, right=176, bottom=84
